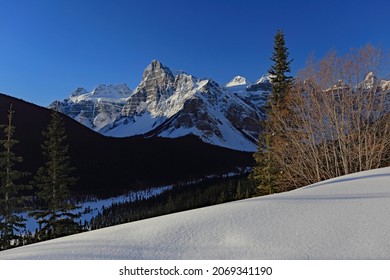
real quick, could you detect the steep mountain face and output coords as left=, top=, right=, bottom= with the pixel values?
left=121, top=60, right=175, bottom=117
left=52, top=61, right=271, bottom=151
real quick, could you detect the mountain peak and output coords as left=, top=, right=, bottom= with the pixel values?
left=146, top=60, right=171, bottom=72
left=256, top=74, right=272, bottom=84
left=364, top=71, right=376, bottom=79
left=141, top=60, right=174, bottom=83
left=149, top=59, right=162, bottom=68
left=363, top=72, right=378, bottom=86
left=355, top=72, right=379, bottom=91
left=70, top=87, right=88, bottom=97
left=246, top=74, right=272, bottom=92
left=226, top=76, right=251, bottom=87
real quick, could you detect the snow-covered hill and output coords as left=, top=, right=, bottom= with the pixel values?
left=51, top=61, right=270, bottom=151
left=1, top=167, right=389, bottom=259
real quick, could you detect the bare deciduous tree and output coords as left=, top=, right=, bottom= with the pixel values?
left=270, top=45, right=390, bottom=188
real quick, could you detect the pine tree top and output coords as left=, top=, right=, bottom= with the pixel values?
left=268, top=30, right=293, bottom=107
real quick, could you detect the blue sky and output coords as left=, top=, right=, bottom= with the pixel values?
left=1, top=0, right=389, bottom=106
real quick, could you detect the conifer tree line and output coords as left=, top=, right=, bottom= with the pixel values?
left=251, top=30, right=390, bottom=193
left=90, top=175, right=255, bottom=230
left=0, top=107, right=79, bottom=250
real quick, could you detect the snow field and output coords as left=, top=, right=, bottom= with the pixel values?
left=1, top=167, right=389, bottom=259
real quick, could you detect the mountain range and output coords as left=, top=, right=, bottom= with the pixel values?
left=0, top=93, right=253, bottom=198
left=51, top=60, right=272, bottom=151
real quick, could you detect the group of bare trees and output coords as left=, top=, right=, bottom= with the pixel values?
left=267, top=44, right=390, bottom=189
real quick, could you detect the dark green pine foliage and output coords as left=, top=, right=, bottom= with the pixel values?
left=90, top=175, right=255, bottom=230
left=0, top=105, right=30, bottom=250
left=249, top=125, right=280, bottom=195
left=268, top=30, right=293, bottom=107
left=30, top=110, right=80, bottom=239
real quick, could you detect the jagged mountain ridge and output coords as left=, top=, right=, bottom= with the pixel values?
left=51, top=61, right=271, bottom=151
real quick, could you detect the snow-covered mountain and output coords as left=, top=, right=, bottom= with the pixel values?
left=2, top=167, right=389, bottom=259
left=359, top=71, right=390, bottom=92
left=50, top=84, right=132, bottom=130
left=51, top=61, right=271, bottom=151
left=225, top=75, right=252, bottom=87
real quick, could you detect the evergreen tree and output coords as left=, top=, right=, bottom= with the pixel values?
left=268, top=30, right=293, bottom=107
left=250, top=30, right=293, bottom=194
left=0, top=105, right=30, bottom=250
left=30, top=110, right=79, bottom=239
left=249, top=123, right=280, bottom=194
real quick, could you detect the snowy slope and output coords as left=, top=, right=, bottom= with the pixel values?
left=1, top=167, right=390, bottom=259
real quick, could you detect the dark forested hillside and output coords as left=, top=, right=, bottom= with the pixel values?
left=0, top=93, right=253, bottom=198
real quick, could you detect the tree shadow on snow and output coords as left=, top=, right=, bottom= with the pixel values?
left=261, top=192, right=390, bottom=202
left=302, top=172, right=390, bottom=190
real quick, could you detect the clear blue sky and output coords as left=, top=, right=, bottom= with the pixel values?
left=1, top=0, right=389, bottom=106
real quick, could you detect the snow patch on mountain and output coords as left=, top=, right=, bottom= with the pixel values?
left=101, top=111, right=168, bottom=137
left=67, top=84, right=131, bottom=104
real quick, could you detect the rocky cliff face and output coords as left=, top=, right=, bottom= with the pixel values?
left=122, top=60, right=175, bottom=116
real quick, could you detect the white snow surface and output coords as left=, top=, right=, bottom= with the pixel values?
left=2, top=167, right=390, bottom=260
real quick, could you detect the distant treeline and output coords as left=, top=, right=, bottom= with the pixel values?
left=89, top=174, right=256, bottom=230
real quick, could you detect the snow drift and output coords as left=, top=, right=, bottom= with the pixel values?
left=1, top=167, right=390, bottom=259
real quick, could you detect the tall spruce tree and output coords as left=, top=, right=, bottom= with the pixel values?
left=0, top=105, right=30, bottom=250
left=268, top=30, right=293, bottom=107
left=250, top=30, right=293, bottom=194
left=30, top=110, right=79, bottom=239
